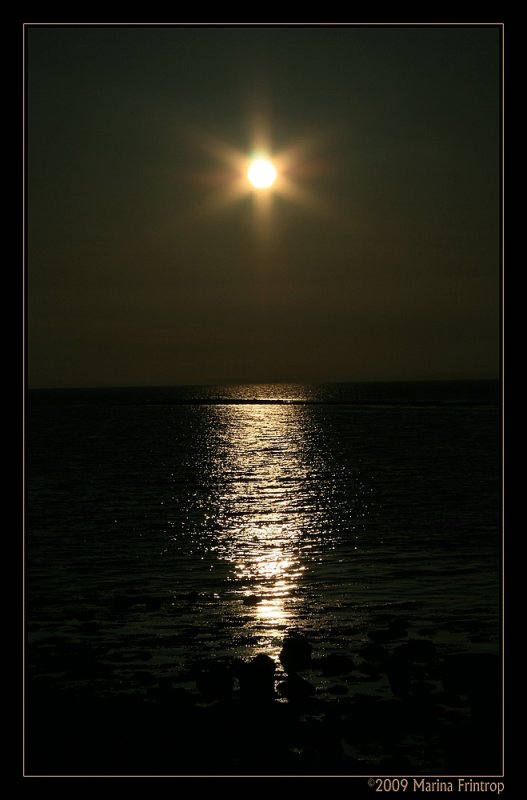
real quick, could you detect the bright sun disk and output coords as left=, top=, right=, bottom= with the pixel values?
left=248, top=158, right=277, bottom=189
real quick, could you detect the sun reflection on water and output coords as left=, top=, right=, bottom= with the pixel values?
left=209, top=398, right=314, bottom=652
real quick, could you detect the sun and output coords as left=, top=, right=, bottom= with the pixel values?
left=247, top=158, right=277, bottom=189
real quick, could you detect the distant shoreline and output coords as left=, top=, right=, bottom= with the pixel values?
left=27, top=379, right=500, bottom=408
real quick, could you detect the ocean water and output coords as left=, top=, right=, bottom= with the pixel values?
left=27, top=381, right=500, bottom=707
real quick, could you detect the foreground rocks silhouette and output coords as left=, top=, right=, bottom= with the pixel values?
left=320, top=653, right=356, bottom=677
left=279, top=632, right=312, bottom=674
left=26, top=629, right=501, bottom=776
left=277, top=673, right=316, bottom=702
left=196, top=663, right=233, bottom=700
left=237, top=654, right=276, bottom=700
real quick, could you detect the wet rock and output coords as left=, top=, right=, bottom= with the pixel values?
left=277, top=674, right=316, bottom=702
left=388, top=618, right=408, bottom=637
left=387, top=649, right=412, bottom=698
left=412, top=664, right=428, bottom=681
left=417, top=626, right=437, bottom=637
left=389, top=640, right=436, bottom=671
left=327, top=684, right=348, bottom=695
left=321, top=653, right=356, bottom=677
left=368, top=628, right=394, bottom=644
left=405, top=638, right=436, bottom=662
left=148, top=685, right=195, bottom=709
left=242, top=595, right=259, bottom=606
left=359, top=662, right=381, bottom=679
left=279, top=632, right=312, bottom=674
left=131, top=671, right=156, bottom=685
left=340, top=625, right=362, bottom=636
left=196, top=663, right=233, bottom=700
left=359, top=643, right=389, bottom=663
left=158, top=676, right=174, bottom=692
left=411, top=680, right=436, bottom=695
left=433, top=690, right=466, bottom=708
left=238, top=654, right=276, bottom=699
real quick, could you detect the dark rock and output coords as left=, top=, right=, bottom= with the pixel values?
left=158, top=676, right=173, bottom=692
left=131, top=671, right=156, bottom=685
left=387, top=650, right=412, bottom=698
left=148, top=684, right=195, bottom=708
left=359, top=662, right=381, bottom=679
left=433, top=690, right=466, bottom=708
left=388, top=618, right=408, bottom=637
left=416, top=627, right=437, bottom=637
left=368, top=628, right=394, bottom=644
left=238, top=654, right=276, bottom=699
left=389, top=639, right=436, bottom=668
left=427, top=663, right=444, bottom=681
left=277, top=674, right=315, bottom=702
left=279, top=632, right=312, bottom=674
left=411, top=680, right=436, bottom=695
left=327, top=684, right=348, bottom=695
left=295, top=717, right=342, bottom=756
left=242, top=595, right=259, bottom=606
left=405, top=638, right=436, bottom=662
left=196, top=664, right=233, bottom=699
left=231, top=657, right=247, bottom=677
left=359, top=643, right=389, bottom=663
left=321, top=653, right=356, bottom=677
left=340, top=626, right=362, bottom=636
left=412, top=664, right=428, bottom=681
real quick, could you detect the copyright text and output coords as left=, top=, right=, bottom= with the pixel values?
left=368, top=778, right=505, bottom=793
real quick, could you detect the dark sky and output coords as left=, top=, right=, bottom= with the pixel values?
left=27, top=25, right=500, bottom=388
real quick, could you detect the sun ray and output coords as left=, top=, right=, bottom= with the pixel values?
left=277, top=173, right=331, bottom=218
left=184, top=122, right=336, bottom=228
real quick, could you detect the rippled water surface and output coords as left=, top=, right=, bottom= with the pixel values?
left=27, top=382, right=500, bottom=700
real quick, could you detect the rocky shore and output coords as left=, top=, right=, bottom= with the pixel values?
left=26, top=630, right=501, bottom=776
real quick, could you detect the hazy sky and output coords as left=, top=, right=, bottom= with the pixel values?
left=27, top=25, right=500, bottom=387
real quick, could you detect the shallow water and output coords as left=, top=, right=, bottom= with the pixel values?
left=27, top=382, right=500, bottom=702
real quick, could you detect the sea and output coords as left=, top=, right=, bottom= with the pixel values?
left=27, top=380, right=500, bottom=711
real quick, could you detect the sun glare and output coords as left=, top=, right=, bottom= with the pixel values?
left=187, top=125, right=331, bottom=223
left=248, top=158, right=277, bottom=189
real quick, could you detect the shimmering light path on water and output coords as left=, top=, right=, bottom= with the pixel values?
left=28, top=382, right=499, bottom=690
